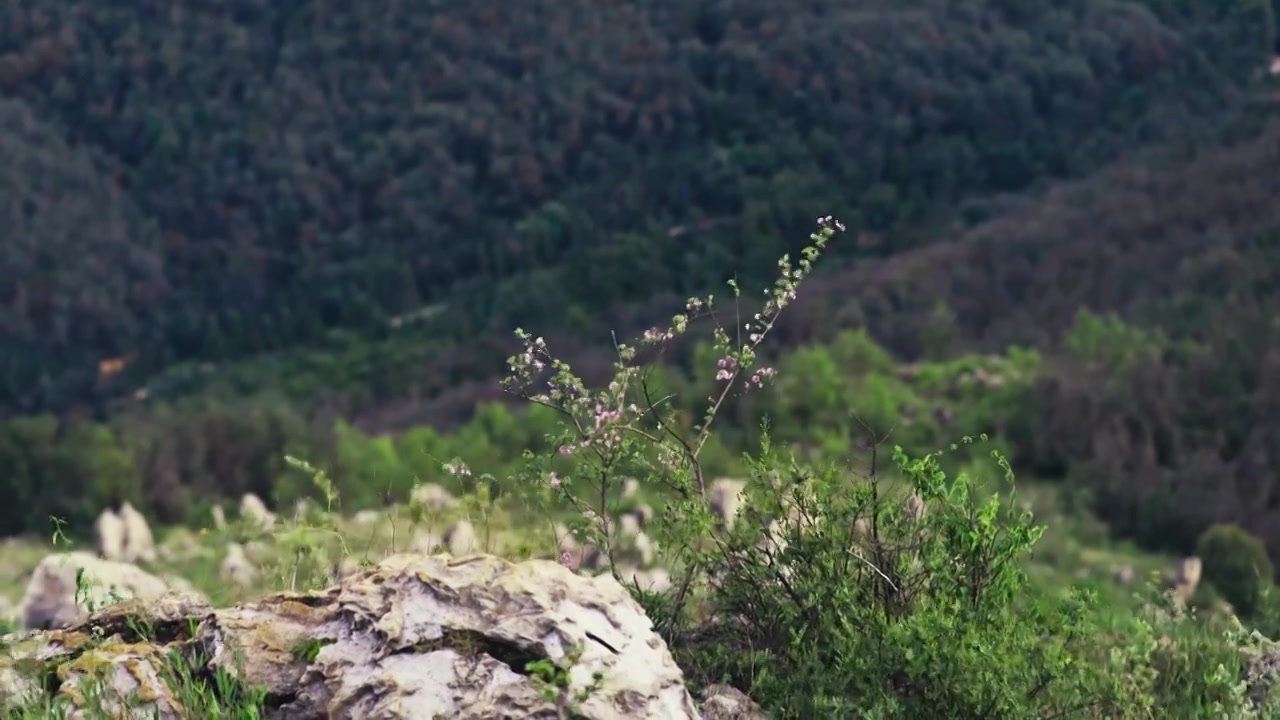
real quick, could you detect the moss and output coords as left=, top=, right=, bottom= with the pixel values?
left=400, top=629, right=545, bottom=677
left=290, top=637, right=335, bottom=663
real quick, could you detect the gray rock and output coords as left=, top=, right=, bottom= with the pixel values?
left=2, top=553, right=699, bottom=719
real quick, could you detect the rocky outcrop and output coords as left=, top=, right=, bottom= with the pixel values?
left=239, top=493, right=277, bottom=533
left=0, top=553, right=700, bottom=719
left=219, top=542, right=259, bottom=588
left=17, top=552, right=193, bottom=631
left=410, top=483, right=458, bottom=513
left=700, top=684, right=767, bottom=720
left=1169, top=556, right=1203, bottom=604
left=94, top=509, right=126, bottom=563
left=708, top=479, right=747, bottom=530
left=118, top=502, right=159, bottom=564
left=94, top=503, right=160, bottom=565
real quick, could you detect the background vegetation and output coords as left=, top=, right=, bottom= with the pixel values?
left=5, top=1, right=1280, bottom=712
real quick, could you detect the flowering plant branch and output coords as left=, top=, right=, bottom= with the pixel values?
left=497, top=216, right=844, bottom=595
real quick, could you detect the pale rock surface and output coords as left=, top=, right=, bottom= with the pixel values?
left=621, top=478, right=641, bottom=499
left=617, top=566, right=672, bottom=594
left=336, top=556, right=362, bottom=579
left=1171, top=556, right=1203, bottom=604
left=240, top=493, right=277, bottom=532
left=0, top=554, right=699, bottom=720
left=409, top=531, right=441, bottom=554
left=119, top=501, right=158, bottom=564
left=156, top=527, right=215, bottom=563
left=244, top=539, right=275, bottom=565
left=94, top=508, right=126, bottom=562
left=555, top=525, right=604, bottom=573
left=632, top=502, right=655, bottom=528
left=220, top=542, right=259, bottom=587
left=709, top=478, right=747, bottom=530
left=2, top=591, right=214, bottom=714
left=618, top=513, right=642, bottom=538
left=410, top=483, right=458, bottom=512
left=633, top=531, right=656, bottom=567
left=444, top=519, right=478, bottom=555
left=17, top=552, right=195, bottom=630
left=352, top=509, right=381, bottom=526
left=700, top=684, right=767, bottom=719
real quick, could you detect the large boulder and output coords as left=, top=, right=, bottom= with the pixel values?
left=17, top=551, right=189, bottom=630
left=0, top=553, right=700, bottom=719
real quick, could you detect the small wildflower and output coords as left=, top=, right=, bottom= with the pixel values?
left=443, top=460, right=471, bottom=477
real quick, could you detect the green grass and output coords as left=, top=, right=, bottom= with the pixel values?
left=0, top=468, right=1227, bottom=719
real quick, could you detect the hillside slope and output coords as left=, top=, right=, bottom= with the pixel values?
left=0, top=0, right=1273, bottom=415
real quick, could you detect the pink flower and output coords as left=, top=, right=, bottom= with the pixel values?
left=715, top=356, right=738, bottom=382
left=558, top=549, right=576, bottom=570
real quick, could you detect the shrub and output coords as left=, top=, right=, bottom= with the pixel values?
left=1197, top=523, right=1275, bottom=619
left=492, top=216, right=1178, bottom=716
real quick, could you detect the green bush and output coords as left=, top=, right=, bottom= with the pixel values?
left=0, top=415, right=141, bottom=538
left=493, top=217, right=1269, bottom=717
left=1196, top=523, right=1275, bottom=619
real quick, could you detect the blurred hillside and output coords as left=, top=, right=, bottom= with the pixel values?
left=1, top=0, right=1275, bottom=415
left=3, top=0, right=1280, bottom=568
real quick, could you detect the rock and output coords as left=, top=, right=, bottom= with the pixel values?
left=708, top=479, right=747, bottom=530
left=553, top=524, right=605, bottom=573
left=409, top=532, right=441, bottom=554
left=617, top=566, right=671, bottom=594
left=632, top=532, right=656, bottom=567
left=621, top=478, right=641, bottom=499
left=700, top=684, right=767, bottom=720
left=352, top=509, right=381, bottom=526
left=336, top=556, right=362, bottom=579
left=17, top=552, right=189, bottom=630
left=220, top=543, right=259, bottom=588
left=444, top=519, right=478, bottom=555
left=410, top=483, right=458, bottom=513
left=618, top=513, right=642, bottom=538
left=1242, top=633, right=1280, bottom=709
left=157, top=527, right=213, bottom=564
left=94, top=508, right=126, bottom=562
left=1171, top=556, right=1203, bottom=603
left=566, top=545, right=606, bottom=573
left=631, top=503, right=655, bottom=528
left=161, top=575, right=203, bottom=598
left=1, top=554, right=699, bottom=719
left=905, top=493, right=927, bottom=522
left=119, top=501, right=158, bottom=564
left=240, top=493, right=277, bottom=532
left=759, top=519, right=787, bottom=555
left=2, top=591, right=216, bottom=714
left=238, top=539, right=270, bottom=563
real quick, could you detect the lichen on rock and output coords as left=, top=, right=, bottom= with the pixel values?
left=1, top=553, right=700, bottom=719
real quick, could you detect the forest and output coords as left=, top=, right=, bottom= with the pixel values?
left=3, top=0, right=1280, bottom=576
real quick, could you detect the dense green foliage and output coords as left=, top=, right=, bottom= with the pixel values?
left=6, top=4, right=1280, bottom=712
left=1197, top=524, right=1275, bottom=619
left=0, top=0, right=1275, bottom=416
